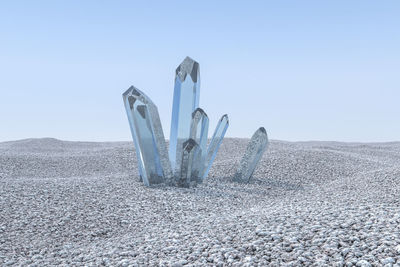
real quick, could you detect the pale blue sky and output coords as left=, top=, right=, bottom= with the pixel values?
left=1, top=1, right=399, bottom=142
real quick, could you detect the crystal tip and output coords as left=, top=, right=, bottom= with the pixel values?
left=183, top=138, right=198, bottom=151
left=258, top=127, right=266, bottom=134
left=192, top=107, right=207, bottom=118
left=176, top=56, right=200, bottom=83
left=122, top=86, right=155, bottom=108
left=122, top=85, right=135, bottom=97
left=122, top=86, right=145, bottom=98
left=221, top=114, right=229, bottom=122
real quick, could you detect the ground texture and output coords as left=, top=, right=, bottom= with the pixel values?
left=1, top=138, right=400, bottom=266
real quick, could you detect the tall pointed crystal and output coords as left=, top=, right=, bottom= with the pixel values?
left=123, top=86, right=173, bottom=186
left=189, top=108, right=209, bottom=183
left=169, top=57, right=200, bottom=174
left=178, top=138, right=198, bottom=188
left=202, top=114, right=229, bottom=179
left=233, top=127, right=269, bottom=183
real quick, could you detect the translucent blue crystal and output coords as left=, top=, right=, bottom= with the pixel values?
left=169, top=57, right=200, bottom=174
left=202, top=114, right=229, bottom=179
left=178, top=138, right=198, bottom=188
left=189, top=108, right=209, bottom=183
left=233, top=127, right=269, bottom=183
left=123, top=86, right=173, bottom=186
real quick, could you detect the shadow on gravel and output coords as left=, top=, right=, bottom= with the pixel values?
left=124, top=173, right=304, bottom=200
left=214, top=175, right=304, bottom=191
left=251, top=177, right=304, bottom=191
left=201, top=176, right=305, bottom=198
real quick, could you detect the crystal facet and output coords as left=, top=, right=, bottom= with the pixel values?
left=178, top=138, right=199, bottom=188
left=202, top=114, right=229, bottom=179
left=233, top=127, right=268, bottom=183
left=169, top=57, right=200, bottom=174
left=123, top=86, right=173, bottom=186
left=189, top=108, right=209, bottom=183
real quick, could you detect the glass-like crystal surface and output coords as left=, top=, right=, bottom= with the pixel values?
left=169, top=57, right=200, bottom=175
left=233, top=127, right=268, bottom=183
left=189, top=108, right=209, bottom=183
left=178, top=138, right=198, bottom=188
left=202, top=114, right=229, bottom=179
left=123, top=86, right=173, bottom=186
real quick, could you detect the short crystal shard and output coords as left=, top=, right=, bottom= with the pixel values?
left=169, top=57, right=200, bottom=174
left=123, top=86, right=173, bottom=186
left=202, top=114, right=229, bottom=179
left=178, top=138, right=198, bottom=188
left=233, top=127, right=269, bottom=183
left=189, top=108, right=209, bottom=183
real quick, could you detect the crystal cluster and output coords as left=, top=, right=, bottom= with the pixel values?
left=123, top=57, right=269, bottom=187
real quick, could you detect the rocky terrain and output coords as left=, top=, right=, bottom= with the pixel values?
left=0, top=138, right=400, bottom=266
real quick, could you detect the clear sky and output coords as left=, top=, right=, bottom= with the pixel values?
left=1, top=1, right=399, bottom=142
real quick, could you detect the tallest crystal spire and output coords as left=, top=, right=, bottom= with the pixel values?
left=169, top=57, right=200, bottom=173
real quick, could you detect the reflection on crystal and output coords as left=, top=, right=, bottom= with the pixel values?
left=233, top=127, right=268, bottom=183
left=202, top=114, right=229, bottom=179
left=169, top=57, right=200, bottom=175
left=178, top=138, right=198, bottom=188
left=189, top=108, right=209, bottom=183
left=123, top=86, right=173, bottom=186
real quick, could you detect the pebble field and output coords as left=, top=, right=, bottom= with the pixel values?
left=1, top=138, right=400, bottom=266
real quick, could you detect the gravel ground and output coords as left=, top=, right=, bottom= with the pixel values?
left=0, top=138, right=400, bottom=266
